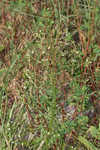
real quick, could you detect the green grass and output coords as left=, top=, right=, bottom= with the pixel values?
left=0, top=0, right=100, bottom=149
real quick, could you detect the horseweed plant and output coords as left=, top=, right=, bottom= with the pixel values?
left=0, top=0, right=100, bottom=150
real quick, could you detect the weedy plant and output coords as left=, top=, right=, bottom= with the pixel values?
left=0, top=0, right=100, bottom=150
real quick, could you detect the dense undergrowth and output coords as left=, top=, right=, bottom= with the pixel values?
left=0, top=0, right=100, bottom=150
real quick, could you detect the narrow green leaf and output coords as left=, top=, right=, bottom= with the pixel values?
left=0, top=45, right=5, bottom=52
left=78, top=136, right=98, bottom=150
left=0, top=68, right=7, bottom=76
left=88, top=126, right=100, bottom=140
